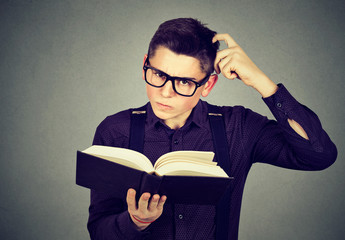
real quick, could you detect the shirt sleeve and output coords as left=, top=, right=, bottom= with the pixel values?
left=250, top=84, right=337, bottom=170
left=87, top=190, right=150, bottom=240
left=87, top=122, right=151, bottom=240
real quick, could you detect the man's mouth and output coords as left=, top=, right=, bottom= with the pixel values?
left=156, top=102, right=173, bottom=110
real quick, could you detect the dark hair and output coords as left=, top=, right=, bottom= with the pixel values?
left=148, top=18, right=219, bottom=75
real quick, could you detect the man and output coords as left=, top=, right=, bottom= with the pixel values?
left=87, top=18, right=337, bottom=239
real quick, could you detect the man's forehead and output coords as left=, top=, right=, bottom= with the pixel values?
left=149, top=47, right=205, bottom=78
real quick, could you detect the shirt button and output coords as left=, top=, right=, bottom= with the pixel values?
left=174, top=139, right=179, bottom=144
left=276, top=103, right=282, bottom=108
left=178, top=214, right=183, bottom=219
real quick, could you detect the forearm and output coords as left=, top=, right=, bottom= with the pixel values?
left=88, top=211, right=150, bottom=240
left=251, top=73, right=279, bottom=98
left=88, top=191, right=149, bottom=240
left=287, top=119, right=309, bottom=140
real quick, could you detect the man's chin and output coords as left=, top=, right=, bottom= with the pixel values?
left=152, top=108, right=173, bottom=120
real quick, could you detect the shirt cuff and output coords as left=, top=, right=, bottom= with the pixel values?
left=262, top=83, right=298, bottom=121
left=262, top=83, right=325, bottom=152
left=117, top=211, right=150, bottom=239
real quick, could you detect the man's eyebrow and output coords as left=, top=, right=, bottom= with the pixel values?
left=151, top=66, right=197, bottom=80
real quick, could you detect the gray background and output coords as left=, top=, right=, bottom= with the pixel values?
left=1, top=0, right=344, bottom=239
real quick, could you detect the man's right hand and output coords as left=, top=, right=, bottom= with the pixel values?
left=126, top=188, right=167, bottom=231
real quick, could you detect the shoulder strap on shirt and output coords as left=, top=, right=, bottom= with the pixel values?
left=208, top=103, right=231, bottom=240
left=129, top=106, right=147, bottom=153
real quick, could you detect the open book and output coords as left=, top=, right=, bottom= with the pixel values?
left=76, top=145, right=232, bottom=205
left=82, top=145, right=228, bottom=177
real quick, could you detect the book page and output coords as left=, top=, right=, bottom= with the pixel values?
left=154, top=151, right=215, bottom=169
left=82, top=145, right=154, bottom=173
left=155, top=159, right=217, bottom=170
left=155, top=162, right=229, bottom=178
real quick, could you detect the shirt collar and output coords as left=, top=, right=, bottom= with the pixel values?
left=146, top=100, right=207, bottom=131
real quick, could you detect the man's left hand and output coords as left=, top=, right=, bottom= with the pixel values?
left=213, top=33, right=278, bottom=98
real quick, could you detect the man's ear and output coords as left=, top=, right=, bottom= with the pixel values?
left=201, top=74, right=218, bottom=97
left=142, top=54, right=148, bottom=80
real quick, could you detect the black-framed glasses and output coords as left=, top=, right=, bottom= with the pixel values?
left=143, top=58, right=210, bottom=97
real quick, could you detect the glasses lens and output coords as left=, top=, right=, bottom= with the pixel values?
left=173, top=79, right=197, bottom=96
left=145, top=68, right=167, bottom=87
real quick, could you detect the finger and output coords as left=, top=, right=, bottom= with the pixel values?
left=214, top=58, right=220, bottom=74
left=148, top=194, right=160, bottom=210
left=216, top=54, right=237, bottom=80
left=218, top=54, right=231, bottom=72
left=212, top=33, right=238, bottom=48
left=138, top=192, right=151, bottom=211
left=223, top=60, right=238, bottom=80
left=126, top=188, right=137, bottom=212
left=157, top=195, right=167, bottom=210
left=214, top=48, right=232, bottom=74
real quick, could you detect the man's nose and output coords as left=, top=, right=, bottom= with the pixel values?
left=161, top=80, right=175, bottom=97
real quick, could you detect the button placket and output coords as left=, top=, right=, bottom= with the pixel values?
left=171, top=131, right=183, bottom=151
left=175, top=205, right=186, bottom=240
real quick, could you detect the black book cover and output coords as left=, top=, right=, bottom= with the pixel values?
left=76, top=151, right=232, bottom=205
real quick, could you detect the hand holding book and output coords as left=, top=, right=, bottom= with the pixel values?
left=127, top=188, right=167, bottom=231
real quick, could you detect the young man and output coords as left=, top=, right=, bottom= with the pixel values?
left=87, top=18, right=337, bottom=239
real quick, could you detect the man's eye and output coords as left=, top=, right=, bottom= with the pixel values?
left=153, top=71, right=165, bottom=79
left=179, top=80, right=191, bottom=86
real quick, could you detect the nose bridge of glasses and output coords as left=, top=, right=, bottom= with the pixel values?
left=160, top=78, right=176, bottom=96
left=158, top=72, right=176, bottom=87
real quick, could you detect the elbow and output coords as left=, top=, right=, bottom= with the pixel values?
left=312, top=142, right=338, bottom=171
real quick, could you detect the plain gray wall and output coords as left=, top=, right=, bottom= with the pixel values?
left=1, top=0, right=344, bottom=239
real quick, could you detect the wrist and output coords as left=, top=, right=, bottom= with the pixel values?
left=131, top=214, right=156, bottom=224
left=252, top=75, right=278, bottom=98
left=130, top=214, right=154, bottom=231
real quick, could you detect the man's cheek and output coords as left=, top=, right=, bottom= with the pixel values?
left=146, top=85, right=155, bottom=100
